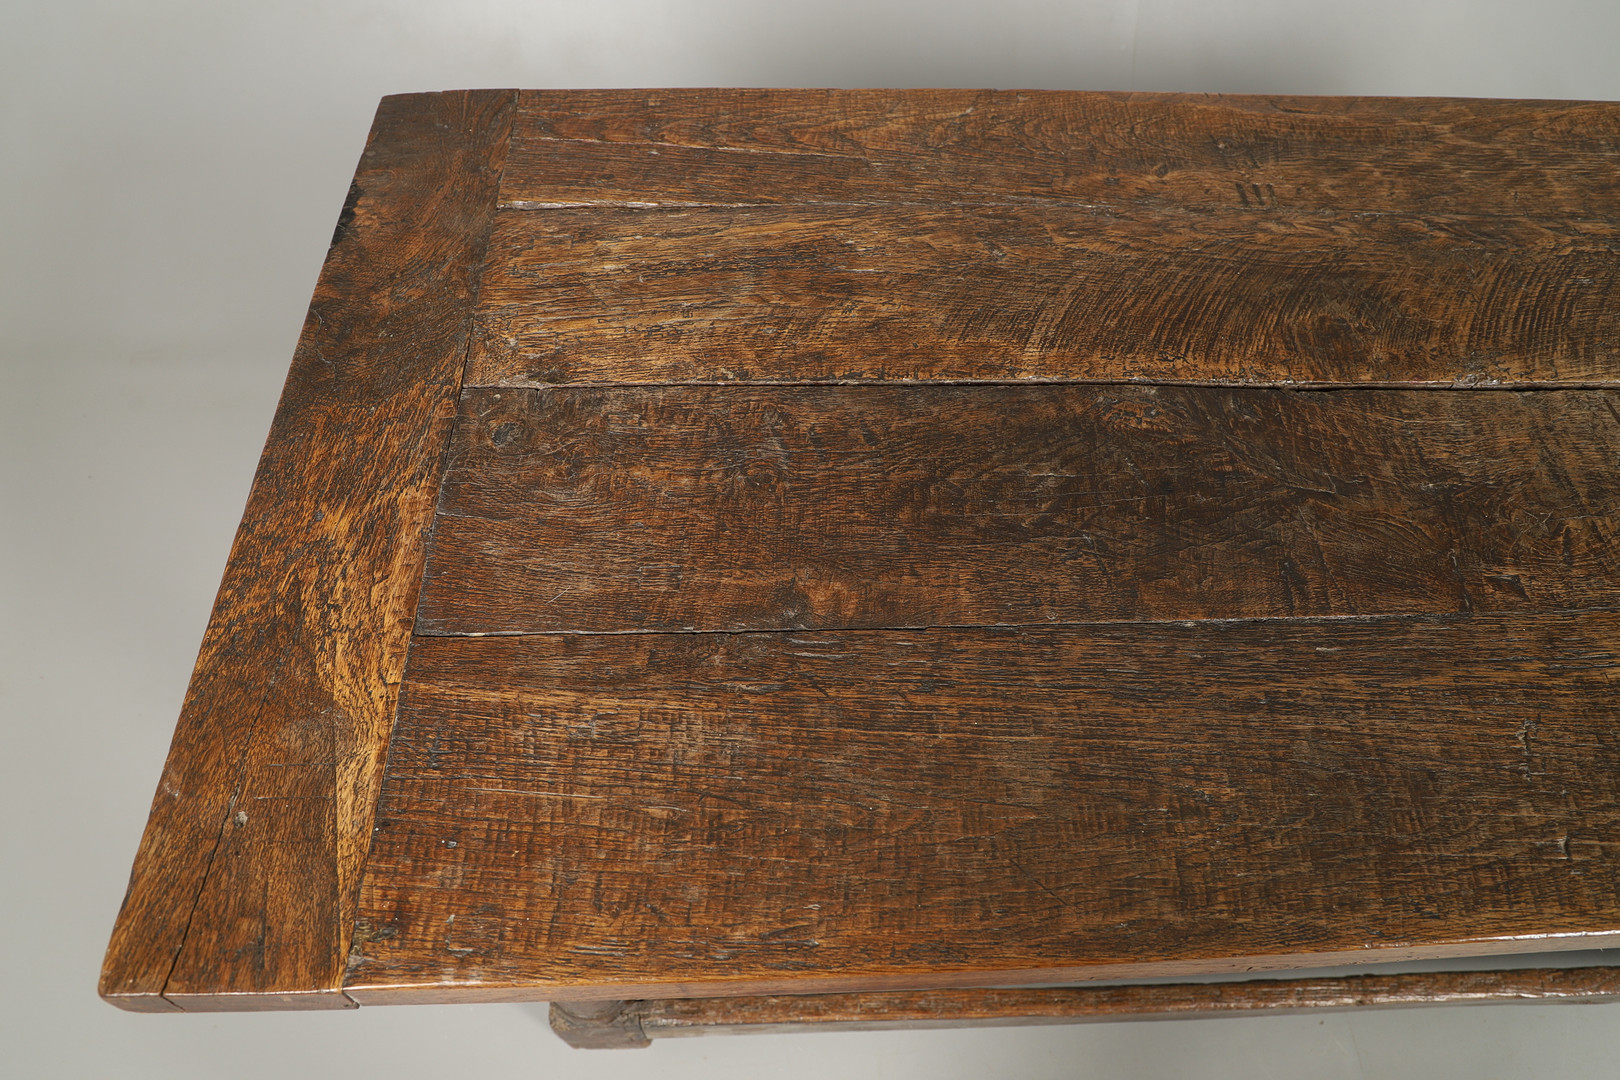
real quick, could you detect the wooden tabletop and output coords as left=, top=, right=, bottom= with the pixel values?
left=102, top=89, right=1620, bottom=1013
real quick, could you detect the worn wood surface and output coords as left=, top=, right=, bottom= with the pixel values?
left=107, top=89, right=1620, bottom=1019
left=550, top=967, right=1620, bottom=1046
left=483, top=91, right=1620, bottom=388
left=467, top=206, right=1620, bottom=388
left=99, top=90, right=517, bottom=1011
left=417, top=385, right=1620, bottom=634
left=505, top=90, right=1620, bottom=219
left=346, top=612, right=1620, bottom=1002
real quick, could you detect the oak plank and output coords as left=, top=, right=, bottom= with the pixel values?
left=346, top=612, right=1620, bottom=1002
left=504, top=89, right=1620, bottom=218
left=549, top=967, right=1620, bottom=1046
left=465, top=204, right=1620, bottom=388
left=416, top=385, right=1620, bottom=635
left=100, top=90, right=517, bottom=1010
left=105, top=88, right=1620, bottom=1020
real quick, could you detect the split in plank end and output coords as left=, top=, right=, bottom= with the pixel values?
left=100, top=89, right=517, bottom=1011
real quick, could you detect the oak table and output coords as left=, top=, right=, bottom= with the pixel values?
left=102, top=89, right=1620, bottom=1046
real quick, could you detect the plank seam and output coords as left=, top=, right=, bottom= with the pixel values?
left=411, top=606, right=1620, bottom=640
left=337, top=89, right=521, bottom=1001
left=460, top=378, right=1620, bottom=392
left=140, top=89, right=518, bottom=1009
left=496, top=199, right=1620, bottom=225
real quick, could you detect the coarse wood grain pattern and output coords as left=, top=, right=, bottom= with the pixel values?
left=99, top=90, right=517, bottom=1011
left=345, top=612, right=1620, bottom=1003
left=549, top=967, right=1620, bottom=1046
left=465, top=204, right=1620, bottom=389
left=504, top=90, right=1620, bottom=219
left=107, top=89, right=1620, bottom=1020
left=416, top=385, right=1620, bottom=635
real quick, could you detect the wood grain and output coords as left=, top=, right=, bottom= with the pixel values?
left=99, top=90, right=516, bottom=1011
left=467, top=204, right=1620, bottom=389
left=549, top=967, right=1620, bottom=1046
left=108, top=89, right=1620, bottom=1019
left=504, top=90, right=1620, bottom=219
left=417, top=385, right=1620, bottom=635
left=345, top=612, right=1620, bottom=1003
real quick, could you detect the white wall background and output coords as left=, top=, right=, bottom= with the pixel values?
left=5, top=3, right=1620, bottom=1077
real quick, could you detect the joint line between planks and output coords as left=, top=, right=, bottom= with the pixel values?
left=412, top=606, right=1620, bottom=641
left=338, top=89, right=522, bottom=998
left=464, top=377, right=1620, bottom=394
left=495, top=193, right=1620, bottom=228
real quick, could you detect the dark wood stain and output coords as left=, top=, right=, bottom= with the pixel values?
left=104, top=89, right=1620, bottom=1024
left=504, top=89, right=1620, bottom=219
left=550, top=967, right=1620, bottom=1046
left=98, top=90, right=517, bottom=1011
left=346, top=613, right=1620, bottom=1002
left=467, top=205, right=1620, bottom=388
left=417, top=384, right=1620, bottom=634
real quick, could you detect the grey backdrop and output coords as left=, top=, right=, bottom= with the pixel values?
left=6, top=2, right=1620, bottom=1077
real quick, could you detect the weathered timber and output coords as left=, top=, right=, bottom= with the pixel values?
left=99, top=90, right=517, bottom=1011
left=549, top=968, right=1620, bottom=1046
left=345, top=612, right=1620, bottom=1002
left=466, top=205, right=1620, bottom=388
left=504, top=89, right=1620, bottom=219
left=416, top=385, right=1620, bottom=635
left=106, top=90, right=1620, bottom=1030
